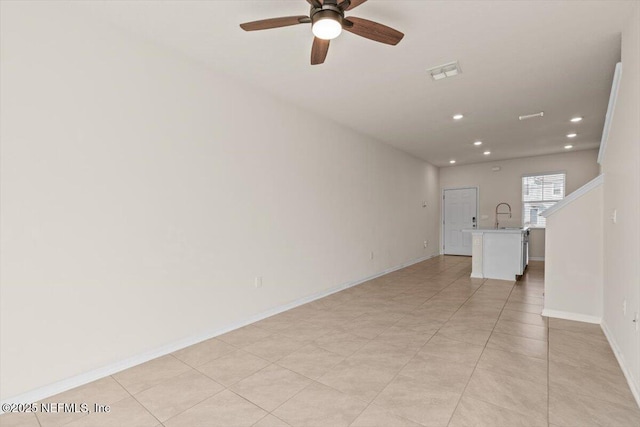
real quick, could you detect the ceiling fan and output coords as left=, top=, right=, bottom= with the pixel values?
left=239, top=0, right=404, bottom=65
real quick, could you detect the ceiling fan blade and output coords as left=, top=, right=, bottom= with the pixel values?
left=240, top=16, right=310, bottom=31
left=344, top=0, right=367, bottom=11
left=343, top=17, right=404, bottom=45
left=311, top=37, right=330, bottom=65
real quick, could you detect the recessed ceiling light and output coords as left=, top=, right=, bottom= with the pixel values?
left=449, top=160, right=456, bottom=164
left=570, top=117, right=583, bottom=122
left=483, top=151, right=491, bottom=155
left=473, top=141, right=482, bottom=146
left=453, top=114, right=464, bottom=120
left=564, top=144, right=573, bottom=149
left=566, top=133, right=577, bottom=138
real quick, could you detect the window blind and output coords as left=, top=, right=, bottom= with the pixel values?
left=522, top=172, right=566, bottom=228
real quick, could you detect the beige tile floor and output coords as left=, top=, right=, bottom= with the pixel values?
left=2, top=256, right=640, bottom=427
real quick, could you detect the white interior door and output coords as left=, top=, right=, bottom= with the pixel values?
left=443, top=188, right=477, bottom=256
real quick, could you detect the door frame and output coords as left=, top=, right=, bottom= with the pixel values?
left=441, top=186, right=480, bottom=255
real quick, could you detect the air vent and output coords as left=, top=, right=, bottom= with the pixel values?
left=427, top=61, right=462, bottom=81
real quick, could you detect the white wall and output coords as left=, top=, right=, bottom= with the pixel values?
left=601, top=3, right=640, bottom=400
left=439, top=150, right=600, bottom=259
left=425, top=164, right=442, bottom=253
left=543, top=182, right=603, bottom=321
left=0, top=2, right=440, bottom=400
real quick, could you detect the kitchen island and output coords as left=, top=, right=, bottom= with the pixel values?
left=462, top=228, right=530, bottom=281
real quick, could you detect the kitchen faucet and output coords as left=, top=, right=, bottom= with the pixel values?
left=495, top=202, right=512, bottom=229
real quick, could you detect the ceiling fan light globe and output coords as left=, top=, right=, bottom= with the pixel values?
left=312, top=18, right=342, bottom=40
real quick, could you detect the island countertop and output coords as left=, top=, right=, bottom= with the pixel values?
left=462, top=227, right=530, bottom=234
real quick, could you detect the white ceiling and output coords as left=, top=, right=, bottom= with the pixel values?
left=72, top=0, right=632, bottom=167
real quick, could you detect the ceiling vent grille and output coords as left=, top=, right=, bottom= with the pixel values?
left=427, top=61, right=462, bottom=81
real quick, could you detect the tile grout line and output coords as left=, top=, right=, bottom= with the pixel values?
left=114, top=353, right=234, bottom=427
left=45, top=376, right=135, bottom=427
left=89, top=333, right=267, bottom=425
left=34, top=410, right=44, bottom=427
left=259, top=259, right=466, bottom=425
left=157, top=384, right=225, bottom=426
left=339, top=267, right=483, bottom=426
left=109, top=374, right=165, bottom=427
left=267, top=303, right=446, bottom=421
left=444, top=269, right=550, bottom=424
left=251, top=412, right=291, bottom=427
left=198, top=260, right=469, bottom=424
left=546, top=332, right=640, bottom=411
left=445, top=278, right=518, bottom=426
left=267, top=261, right=471, bottom=427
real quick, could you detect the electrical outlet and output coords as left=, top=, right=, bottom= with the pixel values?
left=424, top=240, right=428, bottom=248
left=370, top=251, right=374, bottom=260
left=623, top=299, right=627, bottom=316
left=254, top=276, right=262, bottom=289
left=611, top=209, right=617, bottom=224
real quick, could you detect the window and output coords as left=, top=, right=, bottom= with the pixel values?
left=522, top=172, right=566, bottom=228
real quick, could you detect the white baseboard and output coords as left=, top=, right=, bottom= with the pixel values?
left=541, top=308, right=601, bottom=324
left=601, top=321, right=640, bottom=408
left=529, top=257, right=545, bottom=261
left=0, top=253, right=438, bottom=410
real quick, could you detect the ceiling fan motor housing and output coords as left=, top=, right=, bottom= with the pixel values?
left=311, top=6, right=344, bottom=27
